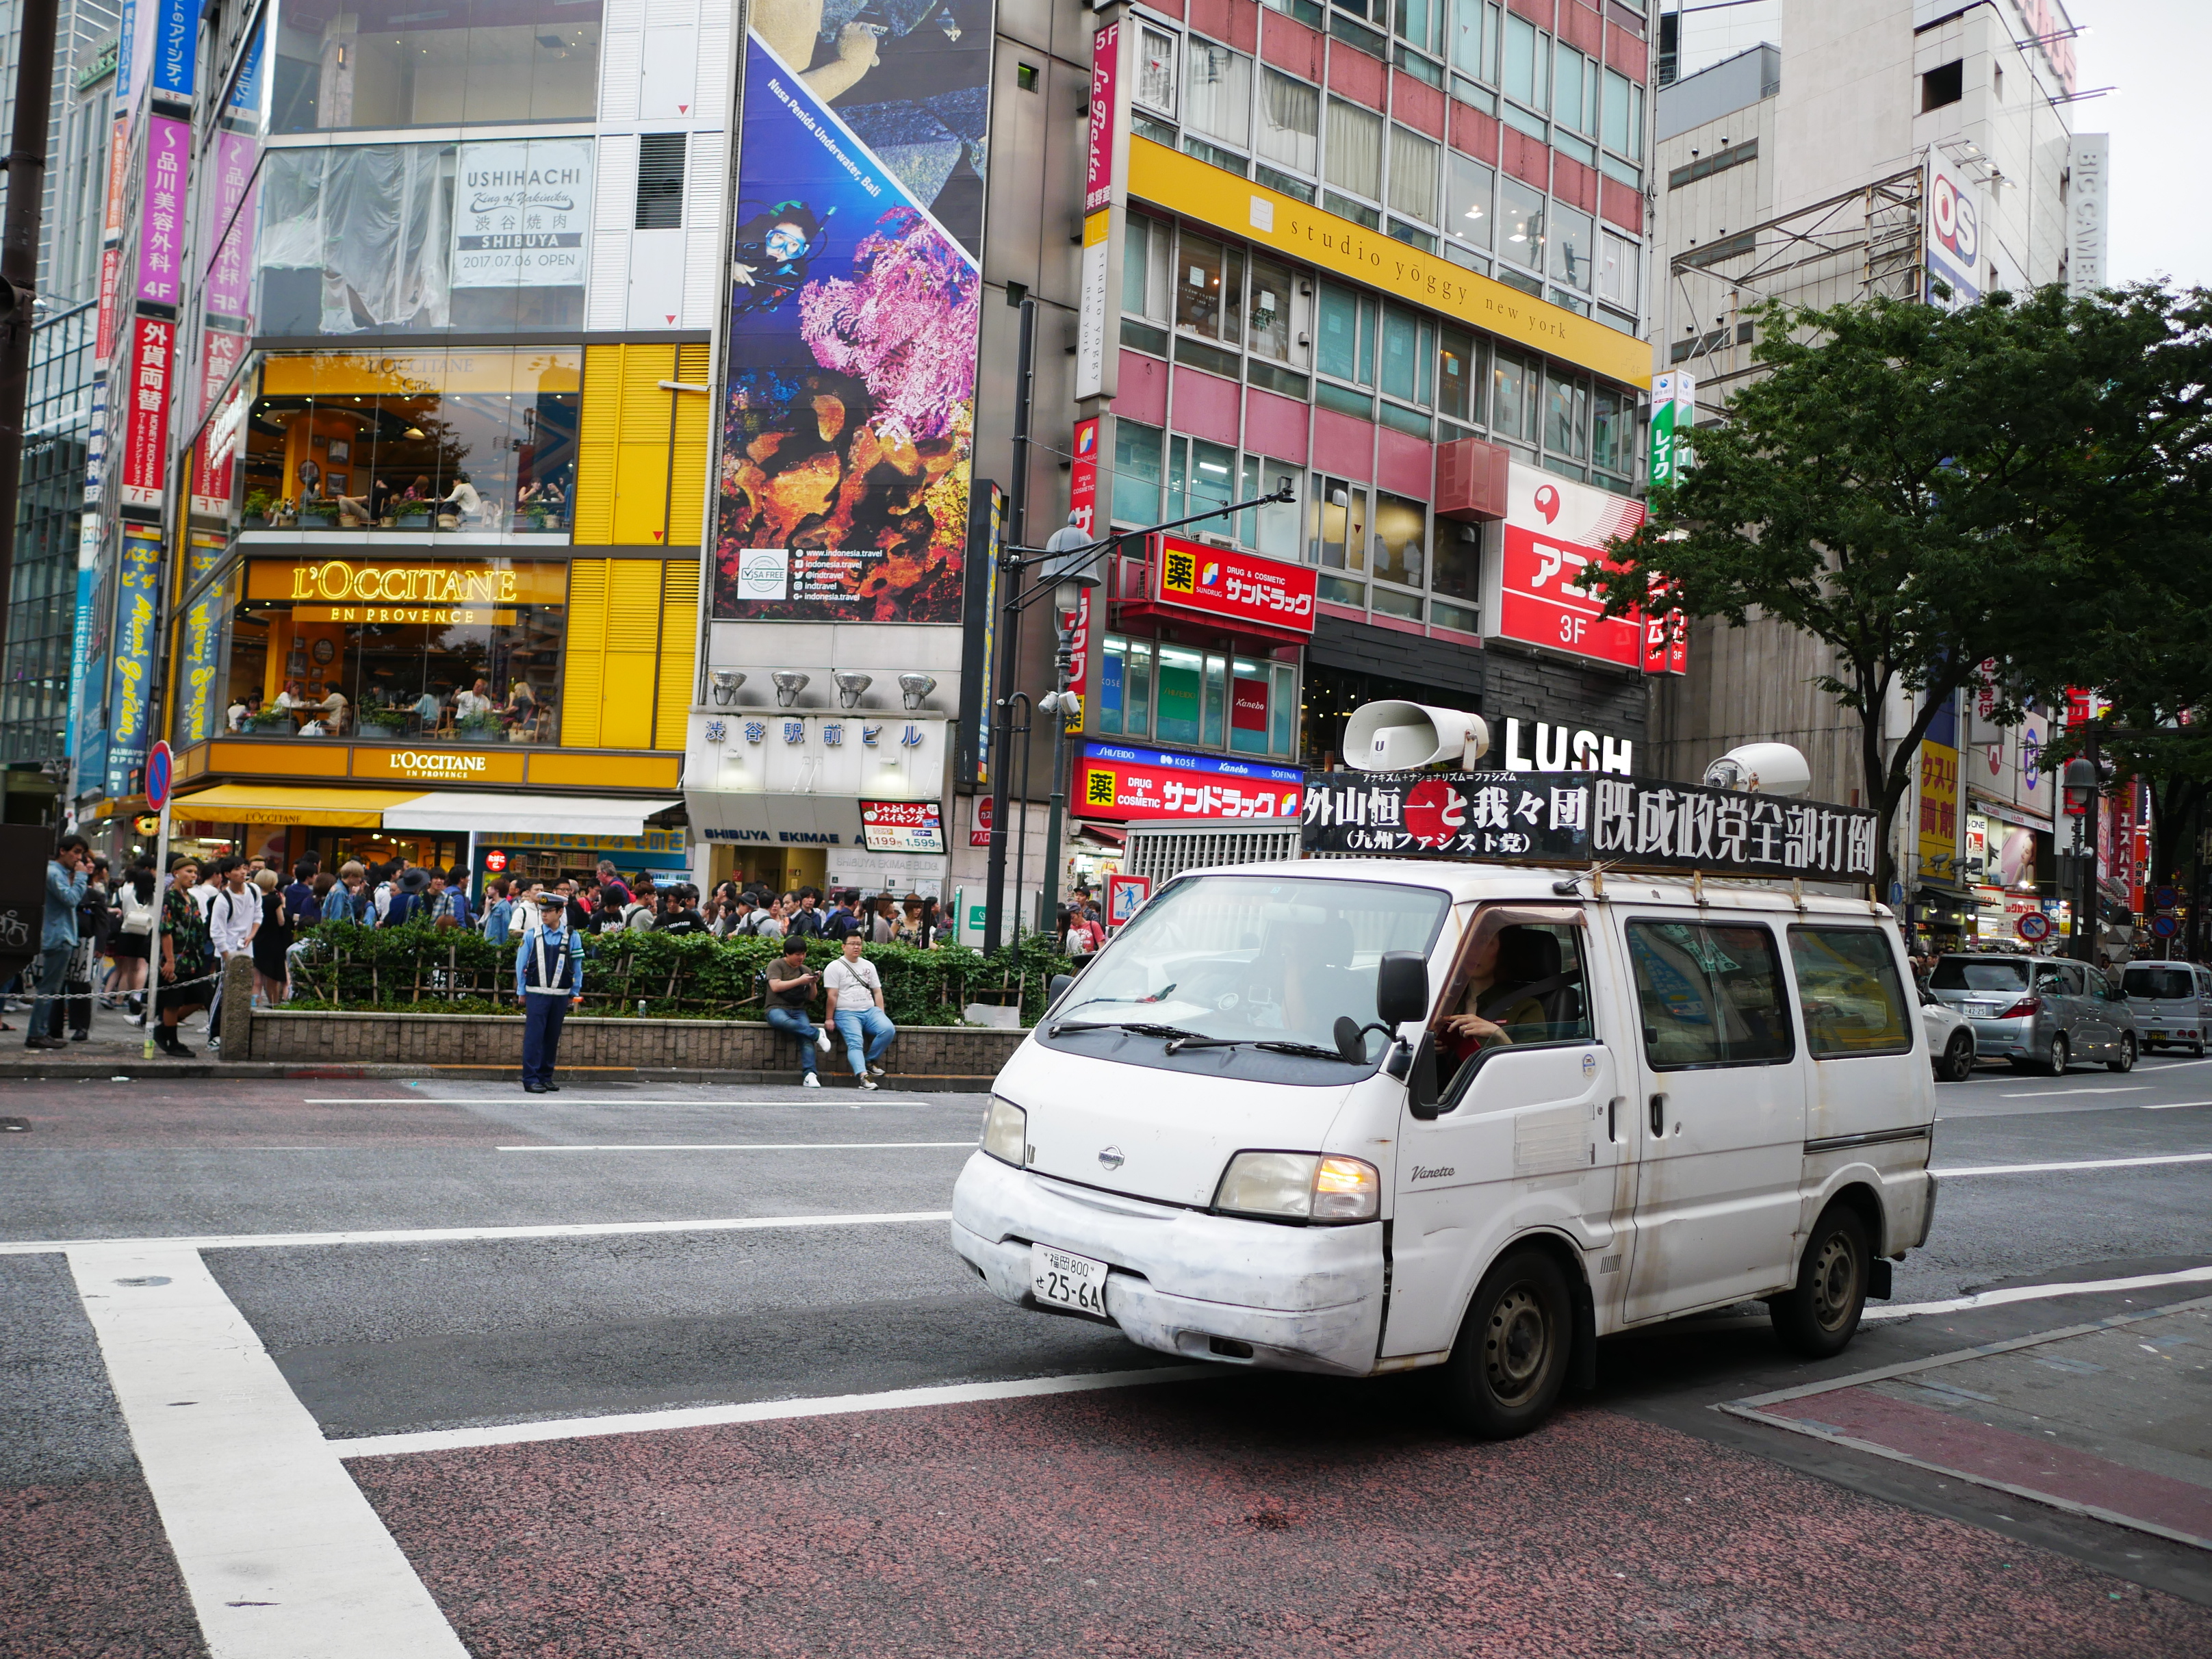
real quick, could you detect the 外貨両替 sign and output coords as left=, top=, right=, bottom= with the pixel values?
left=1302, top=771, right=1880, bottom=882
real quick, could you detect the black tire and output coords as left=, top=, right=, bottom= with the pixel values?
left=1768, top=1204, right=1870, bottom=1359
left=2194, top=1042, right=2207, bottom=1059
left=2044, top=1033, right=2070, bottom=1077
left=2108, top=1033, right=2137, bottom=1074
left=1939, top=1030, right=1976, bottom=1083
left=1439, top=1246, right=1573, bottom=1439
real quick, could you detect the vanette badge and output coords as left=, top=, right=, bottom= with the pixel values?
left=1581, top=1051, right=1597, bottom=1077
left=1097, top=1146, right=1125, bottom=1171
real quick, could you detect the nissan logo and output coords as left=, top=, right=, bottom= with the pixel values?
left=1097, top=1146, right=1124, bottom=1171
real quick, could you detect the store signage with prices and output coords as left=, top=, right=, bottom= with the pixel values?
left=1302, top=771, right=1880, bottom=880
left=1485, top=464, right=1652, bottom=670
left=1149, top=535, right=1316, bottom=638
left=1079, top=743, right=1302, bottom=823
left=859, top=799, right=946, bottom=856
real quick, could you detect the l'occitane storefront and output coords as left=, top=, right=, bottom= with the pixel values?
left=164, top=548, right=695, bottom=865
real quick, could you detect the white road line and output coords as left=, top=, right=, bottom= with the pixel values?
left=1934, top=1150, right=2212, bottom=1178
left=496, top=1142, right=976, bottom=1153
left=1864, top=1265, right=2212, bottom=1321
left=339, top=1366, right=1214, bottom=1459
left=1997, top=1085, right=2147, bottom=1097
left=2142, top=1100, right=2212, bottom=1111
left=68, top=1244, right=467, bottom=1656
left=0, top=1208, right=956, bottom=1256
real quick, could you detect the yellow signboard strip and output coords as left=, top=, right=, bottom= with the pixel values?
left=1127, top=138, right=1651, bottom=389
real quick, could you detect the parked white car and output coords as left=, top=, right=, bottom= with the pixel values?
left=1920, top=986, right=1978, bottom=1081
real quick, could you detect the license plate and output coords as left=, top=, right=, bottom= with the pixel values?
left=1030, top=1243, right=1111, bottom=1317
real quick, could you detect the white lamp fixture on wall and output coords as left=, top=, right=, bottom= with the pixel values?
left=708, top=669, right=745, bottom=706
left=771, top=671, right=809, bottom=708
left=898, top=672, right=937, bottom=710
left=832, top=670, right=873, bottom=710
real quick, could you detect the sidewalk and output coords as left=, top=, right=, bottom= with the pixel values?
left=1729, top=1296, right=2212, bottom=1549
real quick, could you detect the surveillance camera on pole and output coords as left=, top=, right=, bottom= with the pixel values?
left=1342, top=702, right=1491, bottom=771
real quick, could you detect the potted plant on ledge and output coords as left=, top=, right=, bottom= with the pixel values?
left=242, top=488, right=273, bottom=530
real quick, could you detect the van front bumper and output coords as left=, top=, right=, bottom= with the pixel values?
left=950, top=1151, right=1385, bottom=1377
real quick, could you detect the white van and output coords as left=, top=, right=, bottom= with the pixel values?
left=951, top=859, right=1936, bottom=1437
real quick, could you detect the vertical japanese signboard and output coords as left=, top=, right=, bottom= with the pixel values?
left=120, top=317, right=173, bottom=508
left=709, top=7, right=994, bottom=626
left=105, top=527, right=163, bottom=797
left=1918, top=740, right=1959, bottom=878
left=134, top=115, right=189, bottom=306
left=1648, top=370, right=1693, bottom=490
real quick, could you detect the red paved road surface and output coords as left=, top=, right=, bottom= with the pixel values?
left=0, top=1478, right=206, bottom=1658
left=353, top=1382, right=2211, bottom=1657
left=0, top=1086, right=528, bottom=1148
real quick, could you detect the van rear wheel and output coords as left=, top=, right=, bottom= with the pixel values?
left=1768, top=1204, right=1869, bottom=1359
left=1439, top=1247, right=1571, bottom=1439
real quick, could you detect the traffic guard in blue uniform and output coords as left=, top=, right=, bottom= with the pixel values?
left=515, top=891, right=585, bottom=1092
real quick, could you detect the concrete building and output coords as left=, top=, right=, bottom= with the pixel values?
left=1643, top=0, right=2096, bottom=947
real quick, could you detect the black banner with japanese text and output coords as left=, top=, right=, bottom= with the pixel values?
left=1301, top=772, right=1879, bottom=882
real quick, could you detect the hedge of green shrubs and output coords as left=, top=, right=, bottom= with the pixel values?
left=283, top=921, right=1078, bottom=1026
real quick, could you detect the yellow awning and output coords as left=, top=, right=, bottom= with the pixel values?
left=170, top=785, right=426, bottom=828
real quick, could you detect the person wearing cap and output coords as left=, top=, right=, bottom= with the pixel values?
left=514, top=890, right=585, bottom=1092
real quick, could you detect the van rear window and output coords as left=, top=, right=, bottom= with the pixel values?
left=1930, top=958, right=2028, bottom=992
left=2124, top=967, right=2197, bottom=1001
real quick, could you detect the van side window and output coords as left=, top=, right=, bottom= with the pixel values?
left=1432, top=915, right=1594, bottom=1099
left=1788, top=927, right=1912, bottom=1058
left=1625, top=922, right=1793, bottom=1068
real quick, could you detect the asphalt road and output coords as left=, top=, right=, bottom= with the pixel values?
left=4, top=1051, right=2209, bottom=1656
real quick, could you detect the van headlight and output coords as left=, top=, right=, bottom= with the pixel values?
left=981, top=1096, right=1027, bottom=1166
left=1213, top=1152, right=1380, bottom=1224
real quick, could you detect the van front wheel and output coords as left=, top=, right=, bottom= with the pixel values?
left=1768, top=1204, right=1869, bottom=1359
left=1439, top=1247, right=1571, bottom=1439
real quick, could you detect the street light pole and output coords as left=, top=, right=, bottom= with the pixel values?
left=980, top=298, right=1036, bottom=954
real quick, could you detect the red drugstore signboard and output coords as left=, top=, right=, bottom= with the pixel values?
left=1487, top=463, right=1654, bottom=671
left=1079, top=743, right=1303, bottom=823
left=1146, top=535, right=1316, bottom=641
left=120, top=316, right=175, bottom=509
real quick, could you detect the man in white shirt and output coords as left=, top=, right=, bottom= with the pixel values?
left=455, top=679, right=493, bottom=718
left=205, top=859, right=258, bottom=1045
left=821, top=933, right=895, bottom=1090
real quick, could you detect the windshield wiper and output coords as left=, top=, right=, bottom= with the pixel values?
left=1057, top=987, right=1176, bottom=1022
left=1161, top=1035, right=1366, bottom=1063
left=1049, top=1019, right=1209, bottom=1042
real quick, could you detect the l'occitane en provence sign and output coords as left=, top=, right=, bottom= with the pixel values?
left=246, top=558, right=568, bottom=606
left=1127, top=138, right=1651, bottom=388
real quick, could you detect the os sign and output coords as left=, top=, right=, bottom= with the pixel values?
left=1926, top=162, right=1982, bottom=307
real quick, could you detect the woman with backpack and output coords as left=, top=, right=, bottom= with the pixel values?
left=111, top=862, right=156, bottom=1023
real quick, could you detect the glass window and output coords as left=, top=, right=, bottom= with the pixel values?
left=1258, top=68, right=1320, bottom=177
left=1502, top=13, right=1545, bottom=110
left=1247, top=255, right=1298, bottom=363
left=1124, top=636, right=1153, bottom=736
left=1497, top=174, right=1545, bottom=271
left=1271, top=660, right=1297, bottom=755
left=1444, top=153, right=1493, bottom=250
left=1137, top=26, right=1178, bottom=114
left=1396, top=0, right=1440, bottom=53
left=1448, top=0, right=1499, bottom=83
left=1245, top=455, right=1303, bottom=559
left=1549, top=202, right=1594, bottom=290
left=1491, top=349, right=1536, bottom=443
left=1315, top=283, right=1362, bottom=382
left=1790, top=927, right=1912, bottom=1058
left=1599, top=232, right=1639, bottom=310
left=1310, top=476, right=1367, bottom=572
left=1113, top=420, right=1165, bottom=524
left=228, top=556, right=567, bottom=745
left=1554, top=44, right=1597, bottom=136
left=1123, top=215, right=1171, bottom=323
left=1175, top=233, right=1245, bottom=344
left=1437, top=326, right=1480, bottom=422
left=1628, top=922, right=1795, bottom=1068
left=1189, top=437, right=1237, bottom=530
left=1100, top=634, right=1127, bottom=734
left=1591, top=385, right=1634, bottom=479
left=1372, top=491, right=1426, bottom=588
left=1230, top=656, right=1271, bottom=754
left=1434, top=519, right=1480, bottom=602
left=1543, top=365, right=1589, bottom=458
left=1387, top=125, right=1439, bottom=224
left=1378, top=306, right=1423, bottom=404
left=1435, top=916, right=1595, bottom=1096
left=1156, top=643, right=1205, bottom=744
left=244, top=349, right=580, bottom=535
left=1600, top=70, right=1643, bottom=160
left=272, top=0, right=602, bottom=133
left=1184, top=39, right=1254, bottom=152
left=1203, top=652, right=1227, bottom=746
left=1324, top=98, right=1384, bottom=202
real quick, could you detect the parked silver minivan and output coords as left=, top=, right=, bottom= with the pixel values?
left=2122, top=960, right=2212, bottom=1055
left=1927, top=953, right=2139, bottom=1075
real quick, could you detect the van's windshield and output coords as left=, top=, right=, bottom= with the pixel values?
left=1930, top=957, right=2029, bottom=992
left=1048, top=875, right=1450, bottom=1079
left=2124, top=966, right=2198, bottom=1001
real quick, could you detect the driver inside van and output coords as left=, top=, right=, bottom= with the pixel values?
left=1444, top=926, right=1553, bottom=1052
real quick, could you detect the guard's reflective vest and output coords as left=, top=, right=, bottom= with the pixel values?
left=522, top=929, right=578, bottom=997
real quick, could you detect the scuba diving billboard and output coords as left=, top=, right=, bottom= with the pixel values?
left=710, top=0, right=993, bottom=625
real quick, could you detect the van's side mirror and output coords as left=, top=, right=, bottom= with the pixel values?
left=1048, top=973, right=1074, bottom=1008
left=1375, top=951, right=1430, bottom=1028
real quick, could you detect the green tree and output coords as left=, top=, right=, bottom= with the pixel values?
left=1588, top=283, right=2212, bottom=893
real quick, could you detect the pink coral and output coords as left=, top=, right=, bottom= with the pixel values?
left=798, top=209, right=980, bottom=442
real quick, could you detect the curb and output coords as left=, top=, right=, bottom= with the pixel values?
left=0, top=1060, right=999, bottom=1091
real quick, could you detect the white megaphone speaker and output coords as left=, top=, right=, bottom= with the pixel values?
left=1343, top=701, right=1492, bottom=772
left=1702, top=742, right=1812, bottom=797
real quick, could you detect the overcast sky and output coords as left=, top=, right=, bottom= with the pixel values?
left=2067, top=0, right=2209, bottom=287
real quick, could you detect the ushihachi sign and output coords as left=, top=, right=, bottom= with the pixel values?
left=1302, top=771, right=1881, bottom=882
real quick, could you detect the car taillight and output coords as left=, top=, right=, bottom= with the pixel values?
left=1996, top=995, right=2040, bottom=1019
